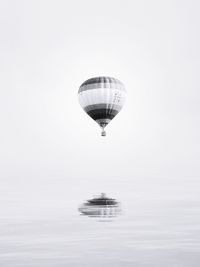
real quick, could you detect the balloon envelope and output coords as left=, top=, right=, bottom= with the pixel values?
left=78, top=76, right=126, bottom=136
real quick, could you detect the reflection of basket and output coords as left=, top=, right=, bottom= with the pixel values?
left=87, top=193, right=118, bottom=206
left=78, top=193, right=121, bottom=219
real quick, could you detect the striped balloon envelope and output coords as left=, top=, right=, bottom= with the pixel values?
left=78, top=77, right=126, bottom=136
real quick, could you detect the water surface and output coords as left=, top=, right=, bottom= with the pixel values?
left=0, top=176, right=199, bottom=266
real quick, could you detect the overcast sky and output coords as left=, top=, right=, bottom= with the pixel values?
left=0, top=0, right=199, bottom=200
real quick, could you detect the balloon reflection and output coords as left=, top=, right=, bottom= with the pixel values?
left=78, top=193, right=121, bottom=220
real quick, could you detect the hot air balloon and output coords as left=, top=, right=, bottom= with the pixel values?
left=78, top=76, right=126, bottom=136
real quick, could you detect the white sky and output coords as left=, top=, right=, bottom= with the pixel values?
left=0, top=0, right=199, bottom=200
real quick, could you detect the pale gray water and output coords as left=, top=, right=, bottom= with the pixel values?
left=0, top=176, right=199, bottom=267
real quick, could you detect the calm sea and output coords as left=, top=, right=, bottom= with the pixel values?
left=0, top=176, right=199, bottom=266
